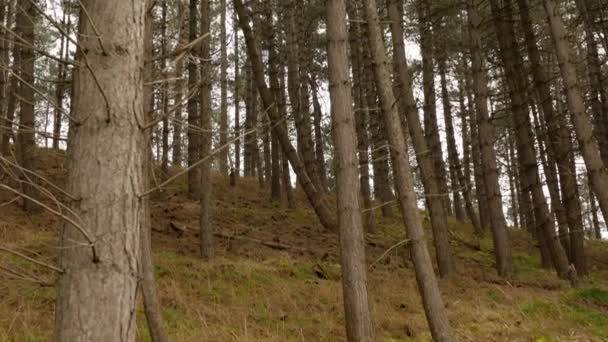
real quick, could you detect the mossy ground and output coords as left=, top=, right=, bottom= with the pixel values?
left=1, top=148, right=607, bottom=341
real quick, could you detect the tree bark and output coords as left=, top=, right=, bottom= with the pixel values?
left=489, top=0, right=572, bottom=279
left=326, top=1, right=375, bottom=338
left=199, top=0, right=213, bottom=259
left=235, top=0, right=336, bottom=231
left=219, top=0, right=229, bottom=176
left=388, top=0, right=454, bottom=278
left=54, top=1, right=146, bottom=340
left=52, top=8, right=68, bottom=150
left=363, top=0, right=455, bottom=339
left=187, top=0, right=200, bottom=198
left=172, top=0, right=188, bottom=166
left=467, top=0, right=513, bottom=277
left=233, top=7, right=240, bottom=178
left=542, top=0, right=608, bottom=230
left=347, top=1, right=376, bottom=233
left=16, top=0, right=37, bottom=212
left=417, top=0, right=451, bottom=216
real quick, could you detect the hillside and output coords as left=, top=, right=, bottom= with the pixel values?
left=1, top=148, right=608, bottom=341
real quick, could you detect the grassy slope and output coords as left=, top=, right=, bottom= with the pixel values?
left=1, top=148, right=607, bottom=341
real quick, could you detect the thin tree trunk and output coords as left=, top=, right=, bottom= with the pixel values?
left=233, top=7, right=240, bottom=178
left=347, top=1, right=376, bottom=232
left=219, top=0, right=228, bottom=176
left=160, top=0, right=170, bottom=177
left=417, top=0, right=451, bottom=216
left=54, top=1, right=146, bottom=339
left=326, top=1, right=375, bottom=338
left=363, top=1, right=455, bottom=339
left=141, top=6, right=169, bottom=339
left=310, top=77, right=328, bottom=191
left=52, top=8, right=67, bottom=150
left=235, top=0, right=336, bottom=231
left=388, top=0, right=454, bottom=278
left=199, top=0, right=213, bottom=259
left=542, top=0, right=608, bottom=230
left=438, top=53, right=465, bottom=221
left=172, top=0, right=188, bottom=166
left=187, top=0, right=200, bottom=198
left=489, top=0, right=572, bottom=280
left=0, top=11, right=18, bottom=157
left=16, top=0, right=37, bottom=212
left=467, top=0, right=513, bottom=277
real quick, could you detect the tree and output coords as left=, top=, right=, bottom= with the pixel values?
left=467, top=0, right=513, bottom=278
left=199, top=0, right=213, bottom=259
left=542, top=0, right=608, bottom=227
left=54, top=0, right=146, bottom=339
left=234, top=0, right=336, bottom=231
left=388, top=0, right=454, bottom=278
left=363, top=0, right=455, bottom=339
left=219, top=0, right=228, bottom=176
left=326, top=0, right=375, bottom=338
left=187, top=0, right=200, bottom=198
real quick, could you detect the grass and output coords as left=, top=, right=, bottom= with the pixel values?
left=1, top=149, right=608, bottom=340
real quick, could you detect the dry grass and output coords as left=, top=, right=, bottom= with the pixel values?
left=1, top=148, right=608, bottom=341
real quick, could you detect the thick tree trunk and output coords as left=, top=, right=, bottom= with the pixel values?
left=363, top=1, right=455, bottom=339
left=388, top=0, right=454, bottom=278
left=467, top=0, right=513, bottom=277
left=54, top=1, right=146, bottom=340
left=235, top=0, right=336, bottom=231
left=199, top=0, right=213, bottom=259
left=326, top=1, right=375, bottom=338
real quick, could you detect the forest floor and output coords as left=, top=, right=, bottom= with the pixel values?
left=1, top=148, right=608, bottom=341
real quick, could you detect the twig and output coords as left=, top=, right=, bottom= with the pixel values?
left=0, top=246, right=63, bottom=273
left=370, top=238, right=411, bottom=268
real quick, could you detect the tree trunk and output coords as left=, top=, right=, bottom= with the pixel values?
left=160, top=0, right=170, bottom=177
left=199, top=0, right=213, bottom=259
left=347, top=1, right=376, bottom=233
left=172, top=0, right=188, bottom=166
left=467, top=0, right=513, bottom=278
left=187, top=0, right=200, bottom=198
left=363, top=1, right=455, bottom=339
left=438, top=53, right=465, bottom=221
left=16, top=0, right=37, bottom=212
left=310, top=77, right=328, bottom=191
left=235, top=0, right=336, bottom=231
left=388, top=0, right=454, bottom=278
left=326, top=1, right=375, bottom=338
left=0, top=10, right=18, bottom=157
left=219, top=0, right=228, bottom=176
left=54, top=1, right=145, bottom=340
left=263, top=0, right=282, bottom=201
left=489, top=0, right=572, bottom=280
left=52, top=9, right=68, bottom=150
left=141, top=6, right=169, bottom=340
left=417, top=0, right=451, bottom=216
left=542, top=0, right=608, bottom=230
left=233, top=7, right=241, bottom=178
left=518, top=0, right=586, bottom=274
